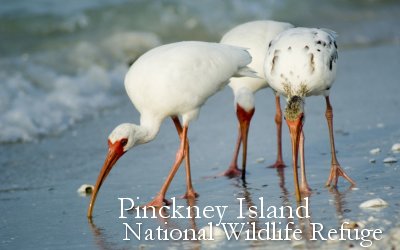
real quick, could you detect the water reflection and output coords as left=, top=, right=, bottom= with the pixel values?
left=229, top=168, right=314, bottom=246
left=328, top=186, right=353, bottom=226
left=89, top=221, right=117, bottom=250
left=274, top=167, right=318, bottom=247
left=88, top=169, right=355, bottom=249
left=88, top=198, right=203, bottom=249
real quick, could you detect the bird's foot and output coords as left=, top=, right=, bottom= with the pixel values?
left=267, top=160, right=287, bottom=169
left=221, top=166, right=242, bottom=178
left=300, top=183, right=312, bottom=196
left=141, top=196, right=171, bottom=209
left=181, top=189, right=199, bottom=199
left=325, top=164, right=356, bottom=188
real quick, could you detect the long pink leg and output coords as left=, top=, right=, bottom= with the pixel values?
left=143, top=125, right=189, bottom=208
left=269, top=95, right=286, bottom=168
left=171, top=117, right=198, bottom=199
left=324, top=96, right=356, bottom=187
left=223, top=124, right=242, bottom=177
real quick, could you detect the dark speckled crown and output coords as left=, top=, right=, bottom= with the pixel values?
left=284, top=96, right=304, bottom=121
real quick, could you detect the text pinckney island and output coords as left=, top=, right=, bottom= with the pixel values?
left=117, top=197, right=382, bottom=247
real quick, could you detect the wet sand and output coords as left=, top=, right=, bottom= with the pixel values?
left=1, top=44, right=399, bottom=249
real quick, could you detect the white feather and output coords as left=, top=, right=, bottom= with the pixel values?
left=265, top=27, right=338, bottom=98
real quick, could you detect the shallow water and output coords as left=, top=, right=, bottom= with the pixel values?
left=1, top=43, right=400, bottom=249
left=1, top=1, right=400, bottom=249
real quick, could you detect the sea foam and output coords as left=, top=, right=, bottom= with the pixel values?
left=0, top=31, right=161, bottom=143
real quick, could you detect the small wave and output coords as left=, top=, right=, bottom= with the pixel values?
left=1, top=0, right=399, bottom=143
left=0, top=64, right=125, bottom=143
left=0, top=31, right=161, bottom=143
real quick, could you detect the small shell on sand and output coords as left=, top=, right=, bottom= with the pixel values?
left=255, top=157, right=265, bottom=163
left=326, top=234, right=340, bottom=244
left=200, top=226, right=225, bottom=241
left=291, top=239, right=306, bottom=247
left=359, top=198, right=388, bottom=209
left=77, top=184, right=94, bottom=196
left=369, top=148, right=381, bottom=155
left=383, top=157, right=397, bottom=163
left=391, top=143, right=400, bottom=153
left=342, top=220, right=365, bottom=229
left=342, top=221, right=358, bottom=229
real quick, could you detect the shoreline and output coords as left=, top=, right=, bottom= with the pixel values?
left=1, top=43, right=400, bottom=249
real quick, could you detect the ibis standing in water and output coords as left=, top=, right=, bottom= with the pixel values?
left=264, top=27, right=356, bottom=201
left=220, top=20, right=293, bottom=179
left=87, top=41, right=256, bottom=219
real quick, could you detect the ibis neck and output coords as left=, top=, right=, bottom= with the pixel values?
left=235, top=87, right=255, bottom=113
left=137, top=114, right=162, bottom=144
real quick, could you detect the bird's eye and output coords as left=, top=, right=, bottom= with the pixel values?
left=121, top=139, right=128, bottom=147
left=301, top=114, right=305, bottom=122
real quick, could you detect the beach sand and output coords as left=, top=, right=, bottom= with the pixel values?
left=1, top=44, right=399, bottom=249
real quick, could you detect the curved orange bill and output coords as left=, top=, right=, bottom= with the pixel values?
left=87, top=142, right=124, bottom=219
left=286, top=115, right=303, bottom=202
left=240, top=120, right=250, bottom=180
left=236, top=105, right=255, bottom=180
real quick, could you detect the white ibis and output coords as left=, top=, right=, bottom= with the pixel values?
left=220, top=20, right=293, bottom=178
left=264, top=27, right=356, bottom=201
left=87, top=41, right=256, bottom=218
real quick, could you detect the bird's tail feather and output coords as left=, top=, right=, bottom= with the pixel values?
left=234, top=66, right=260, bottom=79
